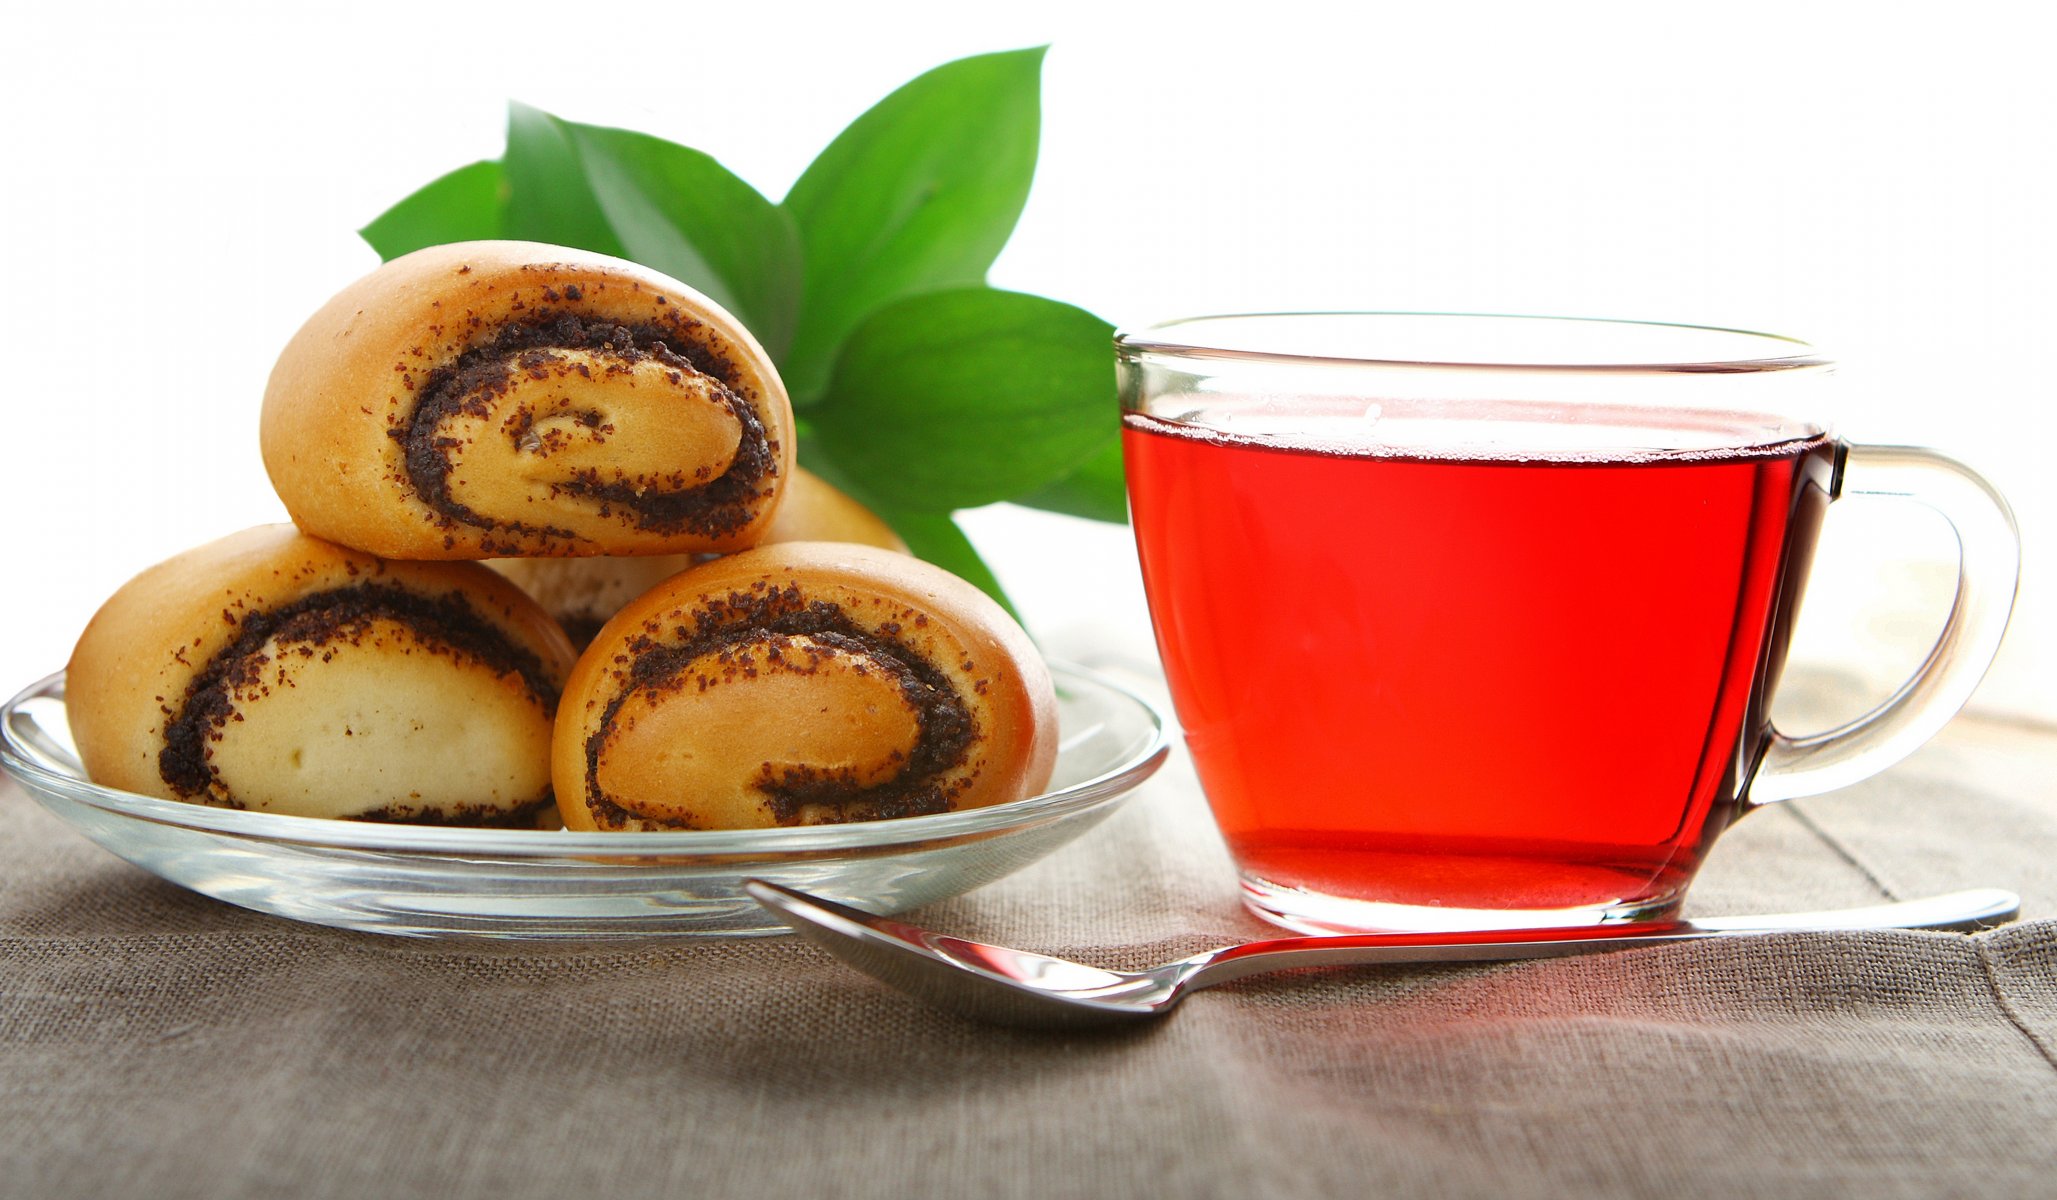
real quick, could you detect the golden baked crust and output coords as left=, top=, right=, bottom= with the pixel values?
left=260, top=240, right=796, bottom=559
left=67, top=525, right=577, bottom=825
left=761, top=467, right=907, bottom=552
left=554, top=542, right=1056, bottom=831
left=487, top=467, right=908, bottom=647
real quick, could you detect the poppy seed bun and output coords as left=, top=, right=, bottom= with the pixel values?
left=554, top=542, right=1055, bottom=831
left=260, top=240, right=795, bottom=559
left=67, top=525, right=576, bottom=825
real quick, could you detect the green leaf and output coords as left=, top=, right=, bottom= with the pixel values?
left=359, top=159, right=505, bottom=261
left=780, top=46, right=1046, bottom=405
left=811, top=287, right=1115, bottom=513
left=875, top=508, right=1021, bottom=623
left=502, top=102, right=626, bottom=258
left=792, top=437, right=858, bottom=494
left=1013, top=437, right=1129, bottom=523
left=553, top=121, right=804, bottom=359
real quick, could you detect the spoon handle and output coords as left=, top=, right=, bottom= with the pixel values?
left=1185, top=888, right=2020, bottom=988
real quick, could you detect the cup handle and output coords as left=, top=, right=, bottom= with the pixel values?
left=1748, top=443, right=2020, bottom=806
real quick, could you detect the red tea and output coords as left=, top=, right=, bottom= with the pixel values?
left=1123, top=405, right=1836, bottom=927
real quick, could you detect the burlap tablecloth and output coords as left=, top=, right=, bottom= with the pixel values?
left=4, top=659, right=2054, bottom=1199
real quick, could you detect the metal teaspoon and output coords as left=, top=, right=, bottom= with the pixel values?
left=743, top=880, right=2020, bottom=1029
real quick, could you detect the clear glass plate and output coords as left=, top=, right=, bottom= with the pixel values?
left=0, top=663, right=1168, bottom=940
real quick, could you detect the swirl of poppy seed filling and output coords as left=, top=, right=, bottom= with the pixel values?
left=396, top=311, right=776, bottom=548
left=158, top=583, right=561, bottom=826
left=583, top=587, right=978, bottom=830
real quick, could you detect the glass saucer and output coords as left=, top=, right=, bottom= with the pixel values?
left=0, top=663, right=1167, bottom=940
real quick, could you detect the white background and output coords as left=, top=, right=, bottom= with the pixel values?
left=4, top=1, right=2050, bottom=726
